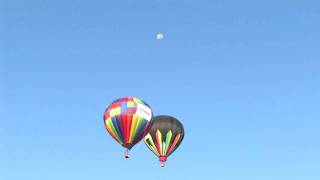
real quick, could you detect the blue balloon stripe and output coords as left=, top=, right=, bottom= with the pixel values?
left=112, top=116, right=124, bottom=143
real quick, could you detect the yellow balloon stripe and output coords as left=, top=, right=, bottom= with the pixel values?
left=109, top=107, right=121, bottom=117
left=131, top=116, right=142, bottom=142
left=129, top=115, right=139, bottom=143
left=133, top=98, right=143, bottom=104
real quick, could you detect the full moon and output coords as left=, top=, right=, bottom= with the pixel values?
left=156, top=33, right=164, bottom=40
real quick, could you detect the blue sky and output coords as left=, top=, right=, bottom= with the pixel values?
left=1, top=0, right=320, bottom=179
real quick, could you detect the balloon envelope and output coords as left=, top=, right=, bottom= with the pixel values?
left=104, top=97, right=153, bottom=151
left=144, top=115, right=184, bottom=166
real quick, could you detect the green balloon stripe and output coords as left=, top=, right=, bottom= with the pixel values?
left=145, top=135, right=160, bottom=156
left=130, top=116, right=142, bottom=142
left=164, top=130, right=173, bottom=155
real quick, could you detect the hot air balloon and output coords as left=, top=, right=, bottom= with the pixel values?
left=144, top=115, right=184, bottom=167
left=103, top=97, right=153, bottom=158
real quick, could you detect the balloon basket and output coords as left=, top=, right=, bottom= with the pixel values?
left=124, top=149, right=129, bottom=159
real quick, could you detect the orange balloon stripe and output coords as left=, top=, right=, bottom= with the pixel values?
left=155, top=130, right=162, bottom=155
left=166, top=134, right=181, bottom=156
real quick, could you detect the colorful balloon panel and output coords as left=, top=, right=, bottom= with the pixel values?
left=104, top=97, right=153, bottom=150
left=144, top=115, right=184, bottom=166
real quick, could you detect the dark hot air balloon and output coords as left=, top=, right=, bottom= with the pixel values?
left=144, top=115, right=184, bottom=167
left=104, top=97, right=153, bottom=158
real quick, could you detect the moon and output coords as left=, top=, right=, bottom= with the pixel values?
left=156, top=33, right=164, bottom=40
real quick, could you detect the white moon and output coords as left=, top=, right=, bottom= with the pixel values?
left=156, top=33, right=164, bottom=40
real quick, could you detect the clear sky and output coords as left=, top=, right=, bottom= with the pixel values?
left=1, top=0, right=320, bottom=179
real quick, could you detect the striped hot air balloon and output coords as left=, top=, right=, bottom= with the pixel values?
left=103, top=97, right=153, bottom=158
left=144, top=115, right=184, bottom=167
